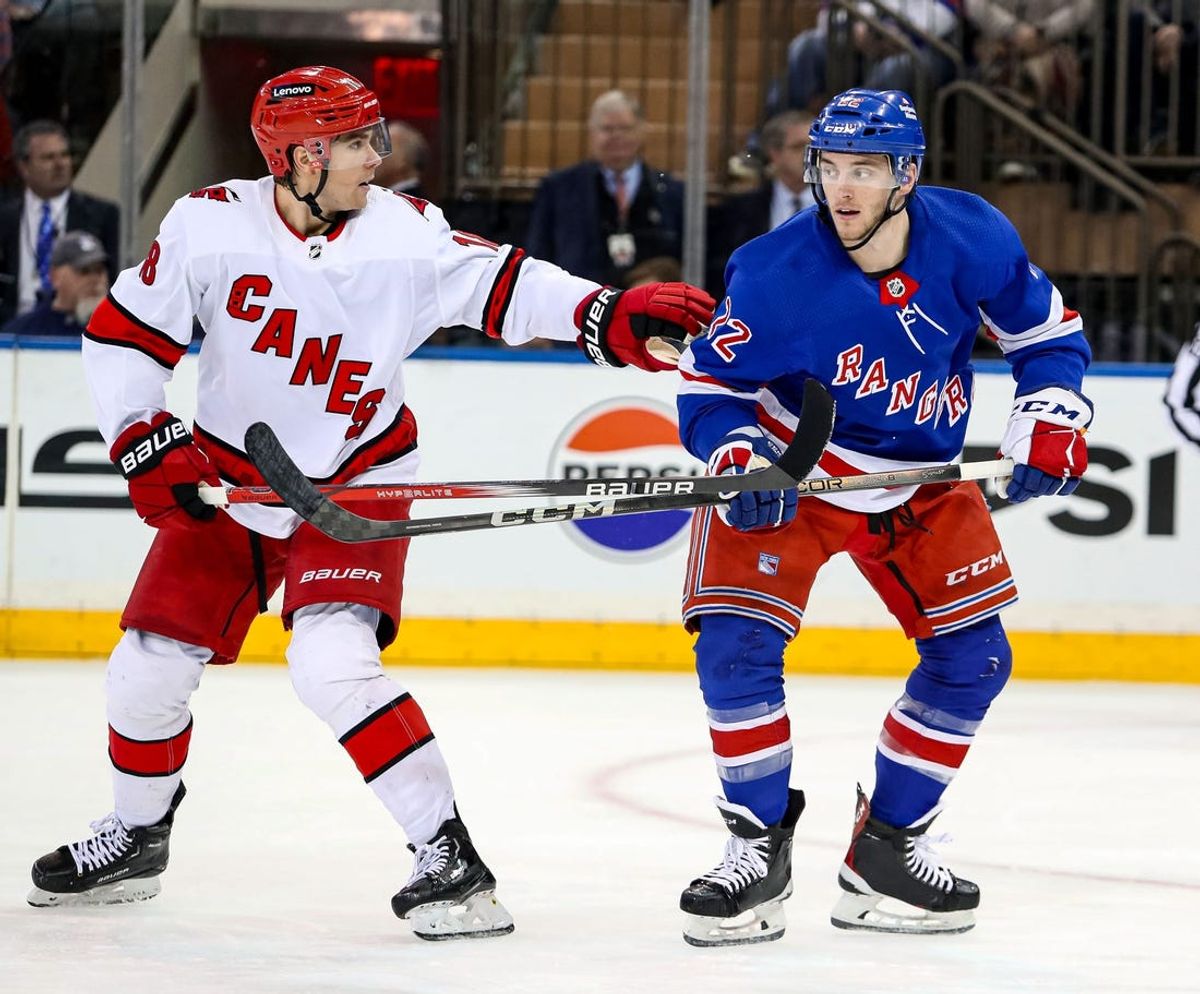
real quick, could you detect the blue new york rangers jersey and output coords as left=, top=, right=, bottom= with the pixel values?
left=678, top=185, right=1091, bottom=511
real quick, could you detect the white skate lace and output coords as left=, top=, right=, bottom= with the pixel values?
left=68, top=813, right=134, bottom=874
left=407, top=838, right=450, bottom=884
left=904, top=831, right=955, bottom=892
left=700, top=835, right=770, bottom=893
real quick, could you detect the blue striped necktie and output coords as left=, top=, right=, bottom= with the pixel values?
left=35, top=202, right=55, bottom=295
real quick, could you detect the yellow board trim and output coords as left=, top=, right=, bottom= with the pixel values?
left=2, top=609, right=1197, bottom=682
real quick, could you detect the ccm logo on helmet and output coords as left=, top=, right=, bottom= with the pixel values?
left=271, top=84, right=315, bottom=98
left=299, top=568, right=383, bottom=583
left=945, top=552, right=1004, bottom=586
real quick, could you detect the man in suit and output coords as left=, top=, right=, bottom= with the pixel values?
left=372, top=120, right=429, bottom=198
left=0, top=120, right=120, bottom=325
left=525, top=90, right=684, bottom=287
left=708, top=111, right=815, bottom=297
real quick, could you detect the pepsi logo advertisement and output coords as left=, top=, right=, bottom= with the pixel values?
left=548, top=398, right=704, bottom=560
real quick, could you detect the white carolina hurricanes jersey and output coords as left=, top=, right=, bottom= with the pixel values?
left=83, top=177, right=598, bottom=537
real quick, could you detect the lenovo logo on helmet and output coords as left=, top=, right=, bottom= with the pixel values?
left=272, top=84, right=315, bottom=98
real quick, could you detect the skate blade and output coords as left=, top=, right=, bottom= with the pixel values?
left=830, top=891, right=975, bottom=934
left=682, top=901, right=788, bottom=947
left=406, top=889, right=515, bottom=941
left=27, top=876, right=162, bottom=908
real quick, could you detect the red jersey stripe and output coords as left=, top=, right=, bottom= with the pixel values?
left=757, top=409, right=794, bottom=443
left=86, top=295, right=188, bottom=370
left=681, top=369, right=737, bottom=389
left=338, top=693, right=434, bottom=782
left=817, top=449, right=866, bottom=477
left=109, top=717, right=193, bottom=777
left=482, top=248, right=527, bottom=339
left=194, top=405, right=418, bottom=487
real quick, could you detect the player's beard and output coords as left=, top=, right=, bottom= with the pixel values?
left=835, top=202, right=885, bottom=245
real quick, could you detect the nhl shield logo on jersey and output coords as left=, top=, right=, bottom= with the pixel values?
left=549, top=399, right=703, bottom=559
left=879, top=270, right=920, bottom=309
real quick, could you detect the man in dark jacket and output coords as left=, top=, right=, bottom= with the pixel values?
left=525, top=90, right=683, bottom=288
left=707, top=111, right=815, bottom=297
left=0, top=120, right=120, bottom=325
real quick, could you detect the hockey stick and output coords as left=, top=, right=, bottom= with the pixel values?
left=197, top=455, right=1013, bottom=508
left=240, top=378, right=836, bottom=543
left=296, top=457, right=1011, bottom=540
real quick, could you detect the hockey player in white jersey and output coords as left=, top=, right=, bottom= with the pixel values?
left=27, top=66, right=714, bottom=938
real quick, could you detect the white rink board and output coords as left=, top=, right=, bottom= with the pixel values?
left=2, top=347, right=1196, bottom=633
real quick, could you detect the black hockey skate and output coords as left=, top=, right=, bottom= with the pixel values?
left=831, top=784, right=979, bottom=934
left=391, top=810, right=514, bottom=940
left=680, top=789, right=805, bottom=947
left=28, top=783, right=186, bottom=908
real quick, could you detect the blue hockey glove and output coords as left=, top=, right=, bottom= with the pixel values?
left=707, top=430, right=798, bottom=531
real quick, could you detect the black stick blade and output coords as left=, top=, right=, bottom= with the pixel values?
left=243, top=423, right=327, bottom=521
left=778, top=378, right=835, bottom=483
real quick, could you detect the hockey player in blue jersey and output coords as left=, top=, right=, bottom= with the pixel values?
left=675, top=89, right=1092, bottom=946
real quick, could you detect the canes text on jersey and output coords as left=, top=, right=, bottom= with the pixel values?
left=225, top=274, right=384, bottom=440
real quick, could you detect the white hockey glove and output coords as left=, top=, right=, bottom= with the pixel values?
left=997, top=385, right=1092, bottom=503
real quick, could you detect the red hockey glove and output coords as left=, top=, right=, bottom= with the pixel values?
left=112, top=413, right=220, bottom=529
left=997, top=386, right=1092, bottom=504
left=575, top=282, right=716, bottom=372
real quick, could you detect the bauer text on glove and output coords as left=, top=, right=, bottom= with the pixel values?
left=575, top=281, right=715, bottom=371
left=112, top=413, right=220, bottom=529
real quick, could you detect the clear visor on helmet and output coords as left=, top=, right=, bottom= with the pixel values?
left=299, top=119, right=391, bottom=172
left=803, top=148, right=912, bottom=189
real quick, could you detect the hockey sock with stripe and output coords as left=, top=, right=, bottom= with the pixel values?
left=870, top=616, right=1011, bottom=826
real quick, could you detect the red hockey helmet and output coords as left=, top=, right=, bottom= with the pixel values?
left=250, top=66, right=390, bottom=178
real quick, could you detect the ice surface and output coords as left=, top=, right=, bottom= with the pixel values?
left=1, top=661, right=1195, bottom=994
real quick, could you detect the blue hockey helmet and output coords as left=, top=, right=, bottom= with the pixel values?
left=804, top=89, right=925, bottom=195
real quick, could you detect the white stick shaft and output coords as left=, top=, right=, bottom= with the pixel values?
left=793, top=458, right=1014, bottom=497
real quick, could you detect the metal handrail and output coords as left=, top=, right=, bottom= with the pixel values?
left=992, top=86, right=1183, bottom=228
left=823, top=0, right=965, bottom=144
left=855, top=0, right=966, bottom=75
left=933, top=80, right=1154, bottom=360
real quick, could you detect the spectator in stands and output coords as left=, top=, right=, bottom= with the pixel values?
left=1135, top=0, right=1198, bottom=154
left=0, top=229, right=107, bottom=338
left=524, top=90, right=684, bottom=287
left=1082, top=1, right=1198, bottom=156
left=708, top=112, right=815, bottom=297
left=0, top=120, right=119, bottom=325
left=372, top=120, right=430, bottom=198
left=768, top=1, right=961, bottom=117
left=967, top=0, right=1093, bottom=121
